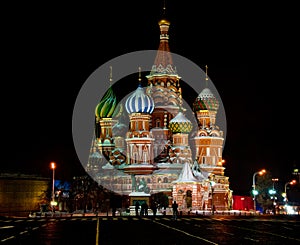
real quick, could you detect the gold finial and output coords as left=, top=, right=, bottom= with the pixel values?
left=159, top=0, right=170, bottom=25
left=138, top=67, right=142, bottom=84
left=205, top=65, right=208, bottom=81
left=109, top=66, right=113, bottom=83
left=205, top=65, right=208, bottom=87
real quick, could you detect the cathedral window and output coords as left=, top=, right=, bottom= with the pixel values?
left=133, top=152, right=138, bottom=163
left=143, top=150, right=148, bottom=163
left=155, top=118, right=161, bottom=128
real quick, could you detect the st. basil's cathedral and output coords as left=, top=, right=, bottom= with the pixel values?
left=86, top=10, right=233, bottom=212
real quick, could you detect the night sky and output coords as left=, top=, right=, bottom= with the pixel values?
left=3, top=1, right=299, bottom=194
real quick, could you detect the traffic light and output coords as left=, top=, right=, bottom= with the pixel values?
left=268, top=189, right=276, bottom=195
left=252, top=189, right=259, bottom=196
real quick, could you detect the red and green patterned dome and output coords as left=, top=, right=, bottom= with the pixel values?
left=95, top=86, right=122, bottom=119
left=168, top=111, right=193, bottom=134
left=193, top=88, right=219, bottom=112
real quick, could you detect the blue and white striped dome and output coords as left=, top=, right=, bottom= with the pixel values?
left=125, top=84, right=155, bottom=114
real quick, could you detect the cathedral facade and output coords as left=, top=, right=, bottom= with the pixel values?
left=86, top=13, right=232, bottom=211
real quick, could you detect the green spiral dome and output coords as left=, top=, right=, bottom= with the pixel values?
left=95, top=86, right=121, bottom=119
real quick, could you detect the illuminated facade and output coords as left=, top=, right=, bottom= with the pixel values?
left=86, top=11, right=232, bottom=211
left=0, top=173, right=50, bottom=216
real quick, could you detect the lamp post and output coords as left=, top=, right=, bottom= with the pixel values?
left=284, top=180, right=296, bottom=204
left=252, top=169, right=266, bottom=211
left=272, top=178, right=278, bottom=190
left=50, top=162, right=57, bottom=212
left=208, top=174, right=216, bottom=215
left=210, top=181, right=215, bottom=215
left=271, top=178, right=278, bottom=202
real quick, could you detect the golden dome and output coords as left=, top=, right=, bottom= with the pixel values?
left=158, top=18, right=170, bottom=26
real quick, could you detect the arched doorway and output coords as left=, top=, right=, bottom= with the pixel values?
left=185, top=190, right=192, bottom=208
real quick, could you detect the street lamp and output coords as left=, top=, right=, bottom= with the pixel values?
left=270, top=178, right=279, bottom=211
left=283, top=180, right=296, bottom=204
left=208, top=174, right=216, bottom=215
left=217, top=159, right=225, bottom=166
left=252, top=169, right=266, bottom=211
left=50, top=162, right=57, bottom=210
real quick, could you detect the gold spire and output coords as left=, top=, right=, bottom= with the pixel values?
left=109, top=66, right=113, bottom=84
left=138, top=67, right=142, bottom=84
left=205, top=65, right=208, bottom=87
left=159, top=0, right=170, bottom=26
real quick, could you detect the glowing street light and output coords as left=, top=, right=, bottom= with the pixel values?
left=208, top=174, right=216, bottom=215
left=270, top=178, right=279, bottom=206
left=50, top=162, right=57, bottom=209
left=283, top=180, right=296, bottom=204
left=252, top=169, right=266, bottom=211
left=217, top=159, right=225, bottom=166
left=272, top=178, right=279, bottom=189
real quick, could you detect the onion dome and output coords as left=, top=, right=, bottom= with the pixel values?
left=125, top=83, right=155, bottom=114
left=193, top=88, right=219, bottom=112
left=95, top=86, right=118, bottom=119
left=158, top=18, right=170, bottom=26
left=95, top=67, right=122, bottom=119
left=168, top=111, right=193, bottom=134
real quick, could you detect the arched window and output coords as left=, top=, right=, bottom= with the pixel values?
left=143, top=145, right=148, bottom=162
left=155, top=118, right=161, bottom=128
left=186, top=190, right=192, bottom=197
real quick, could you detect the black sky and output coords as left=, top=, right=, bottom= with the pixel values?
left=3, top=1, right=299, bottom=193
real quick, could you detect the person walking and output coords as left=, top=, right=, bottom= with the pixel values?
left=140, top=202, right=146, bottom=216
left=144, top=202, right=148, bottom=216
left=135, top=202, right=139, bottom=216
left=172, top=201, right=178, bottom=220
left=151, top=201, right=157, bottom=217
